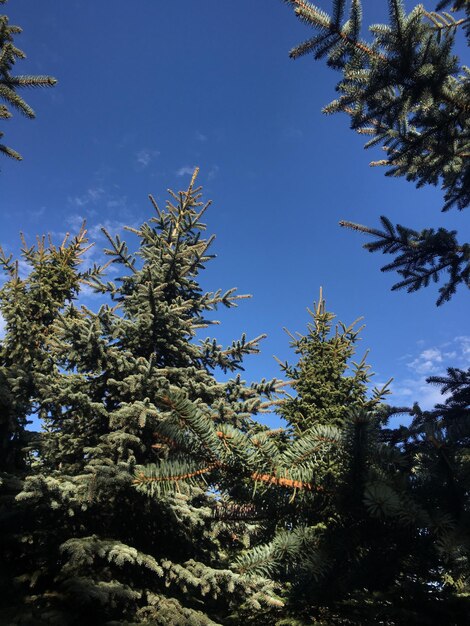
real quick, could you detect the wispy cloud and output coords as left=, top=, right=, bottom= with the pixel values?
left=51, top=215, right=141, bottom=292
left=387, top=377, right=448, bottom=411
left=66, top=213, right=87, bottom=233
left=86, top=218, right=130, bottom=241
left=64, top=214, right=132, bottom=246
left=456, top=335, right=470, bottom=358
left=106, top=195, right=128, bottom=210
left=67, top=184, right=129, bottom=219
left=27, top=206, right=46, bottom=220
left=389, top=337, right=470, bottom=410
left=136, top=148, right=160, bottom=168
left=407, top=347, right=443, bottom=375
left=176, top=165, right=197, bottom=177
left=67, top=187, right=105, bottom=209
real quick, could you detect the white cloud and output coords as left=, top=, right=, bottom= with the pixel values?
left=67, top=187, right=105, bottom=208
left=0, top=312, right=5, bottom=339
left=136, top=148, right=160, bottom=168
left=57, top=215, right=134, bottom=280
left=388, top=377, right=448, bottom=411
left=443, top=350, right=457, bottom=359
left=456, top=335, right=470, bottom=358
left=390, top=337, right=470, bottom=410
left=27, top=206, right=46, bottom=220
left=176, top=165, right=197, bottom=177
left=67, top=184, right=129, bottom=220
left=106, top=195, right=127, bottom=210
left=407, top=347, right=443, bottom=375
left=87, top=187, right=104, bottom=202
left=66, top=213, right=86, bottom=232
left=87, top=218, right=129, bottom=241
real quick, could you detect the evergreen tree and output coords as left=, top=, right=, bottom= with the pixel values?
left=0, top=172, right=284, bottom=625
left=0, top=0, right=56, bottom=161
left=144, top=290, right=469, bottom=624
left=0, top=227, right=91, bottom=622
left=133, top=301, right=384, bottom=619
left=277, top=2, right=470, bottom=621
left=278, top=289, right=384, bottom=432
left=234, top=295, right=468, bottom=625
left=233, top=296, right=397, bottom=624
left=0, top=230, right=87, bottom=473
left=282, top=0, right=469, bottom=303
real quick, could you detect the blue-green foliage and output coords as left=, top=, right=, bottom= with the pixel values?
left=0, top=173, right=284, bottom=625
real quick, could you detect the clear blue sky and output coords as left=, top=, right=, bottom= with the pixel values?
left=1, top=0, right=469, bottom=425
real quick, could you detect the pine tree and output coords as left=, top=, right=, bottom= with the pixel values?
left=0, top=0, right=56, bottom=161
left=0, top=227, right=92, bottom=623
left=234, top=295, right=468, bottom=625
left=144, top=289, right=469, bottom=624
left=232, top=296, right=400, bottom=624
left=282, top=0, right=469, bottom=303
left=278, top=289, right=386, bottom=432
left=278, top=2, right=470, bottom=621
left=0, top=172, right=284, bottom=625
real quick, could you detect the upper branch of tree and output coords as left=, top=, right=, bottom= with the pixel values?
left=0, top=0, right=56, bottom=161
left=340, top=216, right=470, bottom=305
left=284, top=0, right=470, bottom=211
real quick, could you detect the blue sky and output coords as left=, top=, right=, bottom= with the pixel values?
left=1, top=0, right=469, bottom=425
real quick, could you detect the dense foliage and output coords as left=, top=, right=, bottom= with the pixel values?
left=0, top=1, right=468, bottom=624
left=234, top=296, right=469, bottom=624
left=278, top=0, right=470, bottom=622
left=0, top=174, right=284, bottom=625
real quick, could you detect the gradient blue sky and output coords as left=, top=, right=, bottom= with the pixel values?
left=1, top=0, right=469, bottom=425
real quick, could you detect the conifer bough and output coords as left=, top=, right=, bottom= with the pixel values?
left=0, top=0, right=56, bottom=161
left=283, top=0, right=470, bottom=303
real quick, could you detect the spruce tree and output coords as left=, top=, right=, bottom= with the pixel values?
left=0, top=227, right=91, bottom=622
left=282, top=0, right=469, bottom=303
left=146, top=290, right=469, bottom=624
left=135, top=291, right=412, bottom=622
left=1, top=172, right=284, bottom=625
left=233, top=296, right=399, bottom=624
left=278, top=289, right=384, bottom=432
left=234, top=295, right=468, bottom=625
left=277, top=2, right=470, bottom=621
left=0, top=0, right=56, bottom=161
